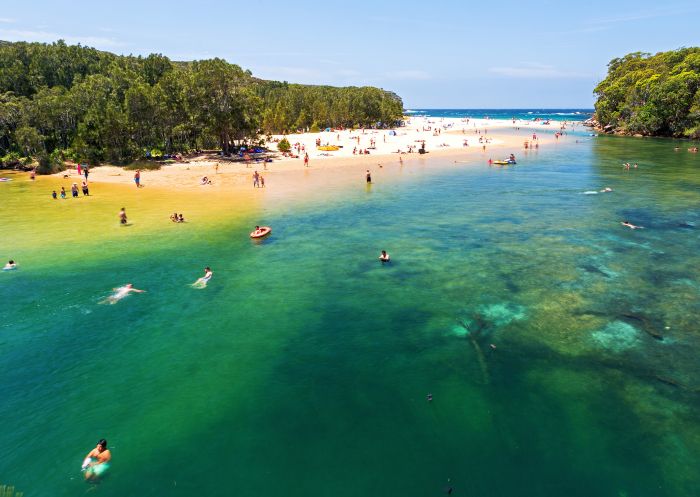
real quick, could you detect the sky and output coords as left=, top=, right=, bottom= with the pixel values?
left=2, top=0, right=699, bottom=108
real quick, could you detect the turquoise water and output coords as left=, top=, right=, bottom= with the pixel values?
left=1, top=134, right=700, bottom=496
left=406, top=108, right=593, bottom=121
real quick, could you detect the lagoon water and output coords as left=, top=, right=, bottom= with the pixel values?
left=1, top=131, right=699, bottom=496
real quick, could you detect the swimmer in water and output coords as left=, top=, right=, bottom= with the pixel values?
left=102, top=283, right=145, bottom=304
left=192, top=266, right=213, bottom=288
left=621, top=220, right=643, bottom=229
left=600, top=187, right=613, bottom=192
left=379, top=250, right=390, bottom=262
left=83, top=439, right=111, bottom=481
left=3, top=260, right=17, bottom=270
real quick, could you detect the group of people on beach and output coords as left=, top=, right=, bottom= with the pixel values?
left=170, top=213, right=186, bottom=223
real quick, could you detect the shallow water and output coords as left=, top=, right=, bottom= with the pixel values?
left=1, top=133, right=699, bottom=496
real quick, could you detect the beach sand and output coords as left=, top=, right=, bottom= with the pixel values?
left=52, top=117, right=581, bottom=193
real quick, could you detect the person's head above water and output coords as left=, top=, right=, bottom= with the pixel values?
left=125, top=283, right=133, bottom=288
left=97, top=439, right=107, bottom=450
left=205, top=266, right=211, bottom=272
left=9, top=260, right=14, bottom=264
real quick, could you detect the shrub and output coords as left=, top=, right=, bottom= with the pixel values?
left=310, top=122, right=320, bottom=133
left=1, top=152, right=21, bottom=167
left=35, top=150, right=65, bottom=175
left=277, top=138, right=291, bottom=152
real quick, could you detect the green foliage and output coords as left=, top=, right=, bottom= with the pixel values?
left=277, top=137, right=291, bottom=152
left=309, top=122, right=320, bottom=133
left=594, top=48, right=700, bottom=137
left=35, top=148, right=65, bottom=174
left=0, top=40, right=404, bottom=163
left=1, top=151, right=21, bottom=166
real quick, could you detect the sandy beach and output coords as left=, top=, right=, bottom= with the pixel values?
left=53, top=117, right=583, bottom=192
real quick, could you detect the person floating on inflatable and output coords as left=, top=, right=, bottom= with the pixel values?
left=3, top=259, right=17, bottom=270
left=192, top=266, right=213, bottom=288
left=82, top=439, right=111, bottom=481
left=379, top=250, right=390, bottom=262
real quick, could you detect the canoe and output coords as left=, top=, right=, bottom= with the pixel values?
left=318, top=146, right=339, bottom=151
left=250, top=226, right=272, bottom=238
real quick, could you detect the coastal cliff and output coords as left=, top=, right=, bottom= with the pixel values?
left=593, top=48, right=700, bottom=139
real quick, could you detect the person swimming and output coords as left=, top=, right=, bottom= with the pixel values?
left=192, top=267, right=213, bottom=288
left=170, top=212, right=178, bottom=222
left=102, top=283, right=145, bottom=304
left=621, top=220, right=643, bottom=229
left=178, top=214, right=185, bottom=223
left=379, top=250, right=390, bottom=262
left=82, top=438, right=111, bottom=481
left=3, top=260, right=16, bottom=270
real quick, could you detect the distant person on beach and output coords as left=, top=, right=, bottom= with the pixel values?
left=103, top=284, right=145, bottom=304
left=134, top=170, right=141, bottom=187
left=260, top=175, right=265, bottom=188
left=253, top=170, right=259, bottom=188
left=71, top=183, right=79, bottom=198
left=52, top=190, right=57, bottom=199
left=82, top=439, right=111, bottom=481
left=621, top=220, right=643, bottom=229
left=84, top=166, right=89, bottom=181
left=119, top=207, right=128, bottom=225
left=178, top=214, right=185, bottom=222
left=60, top=187, right=66, bottom=198
left=304, top=153, right=309, bottom=167
left=366, top=170, right=372, bottom=183
left=3, top=260, right=16, bottom=270
left=170, top=212, right=178, bottom=222
left=82, top=181, right=89, bottom=196
left=30, top=168, right=35, bottom=180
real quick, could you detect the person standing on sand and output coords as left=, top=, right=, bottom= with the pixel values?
left=260, top=175, right=265, bottom=188
left=77, top=163, right=82, bottom=176
left=366, top=170, right=372, bottom=183
left=84, top=166, right=89, bottom=181
left=253, top=170, right=259, bottom=188
left=215, top=163, right=219, bottom=174
left=304, top=153, right=309, bottom=167
left=119, top=207, right=128, bottom=225
left=134, top=170, right=141, bottom=188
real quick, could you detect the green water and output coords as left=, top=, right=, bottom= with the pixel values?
left=2, top=135, right=699, bottom=497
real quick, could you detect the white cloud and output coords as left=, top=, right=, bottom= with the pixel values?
left=0, top=28, right=125, bottom=48
left=488, top=63, right=589, bottom=79
left=0, top=17, right=16, bottom=23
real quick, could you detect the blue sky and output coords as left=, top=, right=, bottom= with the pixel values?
left=2, top=0, right=698, bottom=108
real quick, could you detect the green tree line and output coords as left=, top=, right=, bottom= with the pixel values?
left=594, top=48, right=700, bottom=138
left=0, top=40, right=404, bottom=171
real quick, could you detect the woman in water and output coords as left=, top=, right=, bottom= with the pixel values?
left=379, top=250, right=390, bottom=262
left=192, top=267, right=213, bottom=288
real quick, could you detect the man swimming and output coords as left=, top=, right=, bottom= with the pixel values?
left=103, top=284, right=145, bottom=304
left=83, top=439, right=111, bottom=481
left=621, top=220, right=643, bottom=229
left=3, top=260, right=16, bottom=270
left=379, top=250, right=390, bottom=262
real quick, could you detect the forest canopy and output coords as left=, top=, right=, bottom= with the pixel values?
left=0, top=40, right=404, bottom=169
left=594, top=48, right=700, bottom=138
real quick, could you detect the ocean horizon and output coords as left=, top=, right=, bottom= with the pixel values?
left=406, top=108, right=594, bottom=121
